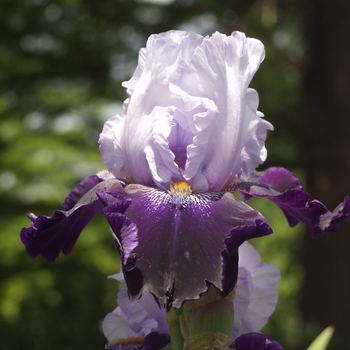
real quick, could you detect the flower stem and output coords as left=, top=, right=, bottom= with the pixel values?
left=166, top=307, right=184, bottom=350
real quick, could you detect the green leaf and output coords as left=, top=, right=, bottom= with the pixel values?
left=307, top=326, right=335, bottom=350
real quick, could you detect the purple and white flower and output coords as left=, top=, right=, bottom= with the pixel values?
left=20, top=30, right=350, bottom=312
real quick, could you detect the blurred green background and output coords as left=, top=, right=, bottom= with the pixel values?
left=1, top=0, right=350, bottom=349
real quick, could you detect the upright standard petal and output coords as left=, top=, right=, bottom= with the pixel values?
left=99, top=30, right=273, bottom=192
left=100, top=182, right=272, bottom=308
left=170, top=31, right=273, bottom=191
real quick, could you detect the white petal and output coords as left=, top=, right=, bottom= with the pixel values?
left=102, top=307, right=139, bottom=342
left=231, top=242, right=280, bottom=341
left=99, top=30, right=273, bottom=190
left=98, top=115, right=130, bottom=178
left=169, top=31, right=272, bottom=191
left=104, top=274, right=169, bottom=339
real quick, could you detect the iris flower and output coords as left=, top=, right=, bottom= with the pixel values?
left=20, top=30, right=350, bottom=348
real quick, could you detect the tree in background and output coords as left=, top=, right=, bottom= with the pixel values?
left=302, top=0, right=350, bottom=347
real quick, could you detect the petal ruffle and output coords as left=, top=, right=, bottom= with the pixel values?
left=99, top=30, right=273, bottom=192
left=20, top=175, right=125, bottom=261
left=230, top=242, right=280, bottom=341
left=101, top=183, right=272, bottom=308
left=170, top=31, right=273, bottom=191
left=103, top=273, right=169, bottom=340
left=228, top=167, right=350, bottom=237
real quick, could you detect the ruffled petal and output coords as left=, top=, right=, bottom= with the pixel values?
left=104, top=273, right=169, bottom=338
left=99, top=116, right=130, bottom=179
left=231, top=242, right=280, bottom=341
left=100, top=31, right=205, bottom=188
left=228, top=167, right=350, bottom=237
left=20, top=175, right=125, bottom=261
left=101, top=183, right=272, bottom=308
left=99, top=30, right=273, bottom=192
left=169, top=31, right=273, bottom=191
left=221, top=221, right=273, bottom=296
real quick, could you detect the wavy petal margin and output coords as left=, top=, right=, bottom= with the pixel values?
left=227, top=167, right=350, bottom=237
left=20, top=175, right=125, bottom=261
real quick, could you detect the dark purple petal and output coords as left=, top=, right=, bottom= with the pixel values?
left=62, top=175, right=103, bottom=211
left=222, top=219, right=273, bottom=295
left=229, top=167, right=350, bottom=237
left=258, top=167, right=303, bottom=192
left=20, top=177, right=124, bottom=261
left=234, top=332, right=284, bottom=350
left=143, top=332, right=170, bottom=350
left=102, top=183, right=272, bottom=308
left=314, top=196, right=350, bottom=236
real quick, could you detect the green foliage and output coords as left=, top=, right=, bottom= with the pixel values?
left=307, top=327, right=335, bottom=350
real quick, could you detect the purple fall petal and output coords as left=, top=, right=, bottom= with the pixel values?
left=234, top=332, right=284, bottom=350
left=62, top=175, right=103, bottom=211
left=20, top=176, right=124, bottom=262
left=314, top=196, right=350, bottom=236
left=21, top=201, right=103, bottom=261
left=102, top=183, right=272, bottom=308
left=230, top=167, right=350, bottom=237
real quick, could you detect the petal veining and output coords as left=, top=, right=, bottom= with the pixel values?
left=103, top=183, right=272, bottom=308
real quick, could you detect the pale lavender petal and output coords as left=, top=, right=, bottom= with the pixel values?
left=170, top=31, right=273, bottom=191
left=103, top=307, right=140, bottom=341
left=99, top=115, right=130, bottom=179
left=101, top=31, right=205, bottom=188
left=99, top=30, right=272, bottom=191
left=105, top=275, right=169, bottom=337
left=230, top=242, right=280, bottom=341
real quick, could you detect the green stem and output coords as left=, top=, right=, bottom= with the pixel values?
left=166, top=307, right=184, bottom=350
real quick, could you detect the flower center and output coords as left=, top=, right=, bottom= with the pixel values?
left=169, top=181, right=193, bottom=196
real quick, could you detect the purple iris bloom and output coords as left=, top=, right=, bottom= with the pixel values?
left=21, top=30, right=350, bottom=312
